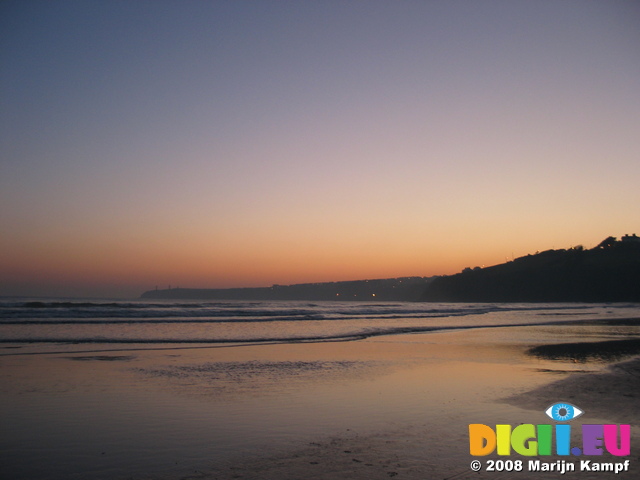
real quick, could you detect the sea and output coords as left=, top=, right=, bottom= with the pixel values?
left=2, top=298, right=640, bottom=349
left=2, top=299, right=640, bottom=480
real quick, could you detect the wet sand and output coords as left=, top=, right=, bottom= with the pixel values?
left=1, top=319, right=639, bottom=480
left=168, top=323, right=640, bottom=480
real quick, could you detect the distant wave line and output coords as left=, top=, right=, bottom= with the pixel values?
left=4, top=301, right=597, bottom=310
left=0, top=312, right=503, bottom=324
left=0, top=304, right=598, bottom=321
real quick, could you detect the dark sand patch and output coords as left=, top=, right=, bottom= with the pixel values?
left=592, top=318, right=640, bottom=327
left=64, top=355, right=137, bottom=361
left=534, top=368, right=594, bottom=374
left=527, top=338, right=640, bottom=363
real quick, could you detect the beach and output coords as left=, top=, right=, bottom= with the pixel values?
left=1, top=302, right=639, bottom=479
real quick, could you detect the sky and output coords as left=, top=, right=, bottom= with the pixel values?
left=1, top=0, right=639, bottom=298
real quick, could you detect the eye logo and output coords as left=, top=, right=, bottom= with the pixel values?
left=545, top=403, right=584, bottom=422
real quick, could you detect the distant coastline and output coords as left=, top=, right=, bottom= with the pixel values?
left=141, top=234, right=640, bottom=303
left=141, top=277, right=433, bottom=302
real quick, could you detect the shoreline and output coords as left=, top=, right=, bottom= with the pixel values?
left=2, top=316, right=640, bottom=358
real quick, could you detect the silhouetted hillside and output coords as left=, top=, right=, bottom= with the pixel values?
left=141, top=277, right=432, bottom=302
left=422, top=235, right=640, bottom=302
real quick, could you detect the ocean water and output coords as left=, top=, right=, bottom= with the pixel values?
left=2, top=300, right=640, bottom=480
left=2, top=299, right=639, bottom=348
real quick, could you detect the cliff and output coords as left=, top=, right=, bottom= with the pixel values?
left=422, top=236, right=640, bottom=302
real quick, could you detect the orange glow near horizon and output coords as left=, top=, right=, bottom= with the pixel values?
left=1, top=219, right=629, bottom=298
